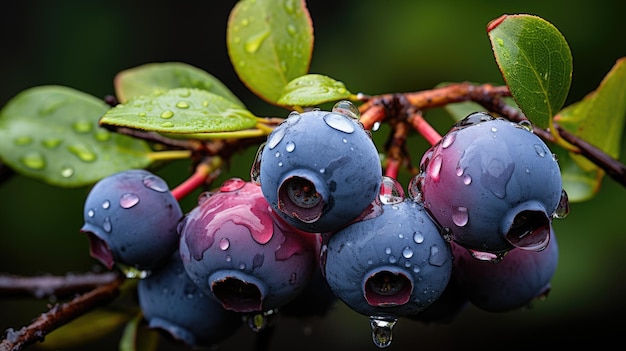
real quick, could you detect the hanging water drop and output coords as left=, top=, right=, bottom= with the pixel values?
left=250, top=142, right=264, bottom=184
left=120, top=193, right=140, bottom=209
left=379, top=176, right=404, bottom=204
left=323, top=113, right=356, bottom=134
left=369, top=316, right=397, bottom=348
left=407, top=174, right=424, bottom=202
left=441, top=132, right=455, bottom=148
left=331, top=100, right=360, bottom=120
left=552, top=189, right=570, bottom=219
left=452, top=206, right=469, bottom=227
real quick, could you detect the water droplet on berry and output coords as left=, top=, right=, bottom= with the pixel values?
left=220, top=178, right=247, bottom=192
left=267, top=127, right=286, bottom=150
left=369, top=316, right=397, bottom=348
left=407, top=174, right=424, bottom=203
left=428, top=245, right=448, bottom=266
left=385, top=247, right=392, bottom=255
left=468, top=249, right=503, bottom=263
left=332, top=100, right=360, bottom=120
left=452, top=206, right=469, bottom=227
left=552, top=189, right=570, bottom=219
left=323, top=113, right=355, bottom=134
left=379, top=176, right=404, bottom=204
left=342, top=138, right=348, bottom=143
left=518, top=119, right=533, bottom=132
left=402, top=247, right=414, bottom=259
left=87, top=209, right=95, bottom=218
left=534, top=144, right=546, bottom=157
left=142, top=175, right=168, bottom=193
left=197, top=191, right=213, bottom=205
left=250, top=142, right=264, bottom=184
left=285, top=141, right=296, bottom=152
left=428, top=155, right=443, bottom=181
left=441, top=227, right=453, bottom=241
left=454, top=111, right=494, bottom=129
left=441, top=133, right=455, bottom=148
left=226, top=255, right=232, bottom=262
left=413, top=232, right=424, bottom=244
left=388, top=256, right=397, bottom=264
left=102, top=200, right=110, bottom=209
left=490, top=126, right=498, bottom=133
left=219, top=237, right=230, bottom=251
left=102, top=216, right=112, bottom=233
left=119, top=193, right=140, bottom=209
left=462, top=174, right=472, bottom=185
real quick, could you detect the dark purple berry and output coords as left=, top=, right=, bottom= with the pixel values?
left=411, top=112, right=564, bottom=256
left=80, top=169, right=182, bottom=271
left=256, top=101, right=382, bottom=233
left=137, top=252, right=242, bottom=347
left=178, top=178, right=319, bottom=314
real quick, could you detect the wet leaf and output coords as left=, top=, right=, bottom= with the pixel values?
left=38, top=307, right=137, bottom=349
left=100, top=88, right=258, bottom=134
left=277, top=74, right=353, bottom=106
left=488, top=14, right=572, bottom=129
left=0, top=86, right=152, bottom=187
left=554, top=58, right=626, bottom=202
left=227, top=0, right=313, bottom=103
left=114, top=62, right=244, bottom=107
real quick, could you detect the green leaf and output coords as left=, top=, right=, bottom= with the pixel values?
left=554, top=58, right=626, bottom=202
left=114, top=62, right=244, bottom=107
left=0, top=86, right=152, bottom=187
left=227, top=0, right=313, bottom=103
left=119, top=313, right=160, bottom=351
left=100, top=88, right=258, bottom=134
left=277, top=74, right=353, bottom=106
left=488, top=14, right=572, bottom=129
left=38, top=307, right=137, bottom=349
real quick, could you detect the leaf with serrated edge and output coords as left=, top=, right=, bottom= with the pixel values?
left=227, top=0, right=313, bottom=103
left=554, top=58, right=626, bottom=202
left=101, top=88, right=258, bottom=134
left=277, top=74, right=352, bottom=106
left=488, top=14, right=572, bottom=129
left=115, top=62, right=244, bottom=107
left=0, top=86, right=152, bottom=187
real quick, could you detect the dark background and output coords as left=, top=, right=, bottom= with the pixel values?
left=1, top=1, right=625, bottom=350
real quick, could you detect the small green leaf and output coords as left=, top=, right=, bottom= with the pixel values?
left=0, top=86, right=152, bottom=187
left=554, top=58, right=626, bottom=202
left=227, top=0, right=313, bottom=103
left=119, top=313, right=160, bottom=351
left=38, top=307, right=137, bottom=349
left=101, top=88, right=258, bottom=134
left=277, top=74, right=353, bottom=106
left=114, top=62, right=244, bottom=107
left=488, top=14, right=572, bottom=129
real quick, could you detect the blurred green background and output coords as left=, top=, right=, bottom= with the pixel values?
left=1, top=0, right=625, bottom=350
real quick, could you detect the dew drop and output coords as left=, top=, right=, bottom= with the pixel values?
left=342, top=138, right=348, bottom=143
left=175, top=101, right=189, bottom=109
left=160, top=121, right=174, bottom=128
left=67, top=144, right=97, bottom=162
left=452, top=206, right=469, bottom=227
left=428, top=245, right=448, bottom=266
left=267, top=127, right=286, bottom=151
left=102, top=216, right=112, bottom=233
left=370, top=316, right=397, bottom=348
left=490, top=126, right=498, bottom=133
left=20, top=152, right=46, bottom=170
left=379, top=176, right=404, bottom=204
left=247, top=313, right=268, bottom=332
left=142, top=175, right=169, bottom=192
left=94, top=130, right=111, bottom=142
left=278, top=161, right=283, bottom=167
left=385, top=247, right=392, bottom=255
left=285, top=141, right=296, bottom=152
left=331, top=100, right=360, bottom=120
left=102, top=200, right=110, bottom=209
left=119, top=264, right=150, bottom=279
left=462, top=174, right=472, bottom=185
left=388, top=256, right=397, bottom=264
left=239, top=262, right=246, bottom=270
left=413, top=232, right=424, bottom=244
left=72, top=120, right=93, bottom=133
left=219, top=237, right=230, bottom=251
left=518, top=119, right=533, bottom=132
left=284, top=0, right=295, bottom=13
left=197, top=191, right=213, bottom=205
left=250, top=143, right=264, bottom=184
left=286, top=23, right=297, bottom=35
left=275, top=151, right=280, bottom=158
left=87, top=209, right=95, bottom=218
left=402, top=247, right=414, bottom=259
left=120, top=193, right=140, bottom=209
left=407, top=174, right=424, bottom=203
left=14, top=136, right=32, bottom=146
left=323, top=113, right=356, bottom=134
left=160, top=110, right=174, bottom=119
left=245, top=30, right=270, bottom=53
left=428, top=155, right=443, bottom=181
left=42, top=138, right=62, bottom=148
left=552, top=189, right=570, bottom=219
left=441, top=133, right=455, bottom=148
left=225, top=254, right=232, bottom=262
left=468, top=249, right=503, bottom=263
left=61, top=166, right=74, bottom=178
left=372, top=121, right=381, bottom=131
left=220, top=178, right=247, bottom=192
left=534, top=144, right=546, bottom=157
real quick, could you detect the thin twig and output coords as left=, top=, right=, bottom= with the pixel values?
left=0, top=272, right=119, bottom=299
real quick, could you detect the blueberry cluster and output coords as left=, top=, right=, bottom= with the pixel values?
left=80, top=105, right=568, bottom=348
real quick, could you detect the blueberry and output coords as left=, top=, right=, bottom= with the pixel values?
left=322, top=196, right=453, bottom=318
left=80, top=169, right=182, bottom=271
left=256, top=101, right=382, bottom=233
left=137, top=252, right=242, bottom=347
left=450, top=226, right=559, bottom=312
left=411, top=112, right=564, bottom=255
left=178, top=178, right=319, bottom=314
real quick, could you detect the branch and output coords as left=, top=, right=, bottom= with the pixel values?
left=0, top=272, right=119, bottom=298
left=0, top=272, right=124, bottom=351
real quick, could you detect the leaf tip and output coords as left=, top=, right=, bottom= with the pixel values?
left=487, top=14, right=508, bottom=33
